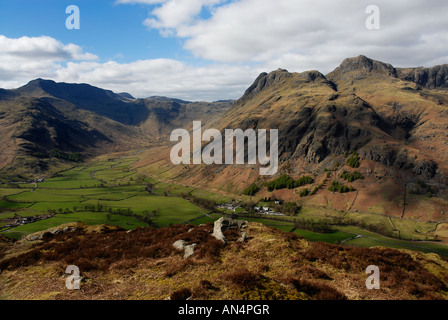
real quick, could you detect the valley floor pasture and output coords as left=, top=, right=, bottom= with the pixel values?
left=0, top=156, right=210, bottom=239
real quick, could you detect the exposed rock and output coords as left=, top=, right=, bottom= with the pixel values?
left=173, top=240, right=186, bottom=251
left=299, top=70, right=327, bottom=82
left=413, top=160, right=438, bottom=179
left=238, top=232, right=249, bottom=243
left=212, top=219, right=226, bottom=242
left=183, top=244, right=197, bottom=259
left=172, top=240, right=197, bottom=259
left=238, top=69, right=291, bottom=103
left=212, top=217, right=248, bottom=243
left=25, top=234, right=41, bottom=241
left=51, top=229, right=61, bottom=235
left=328, top=55, right=397, bottom=80
left=397, top=65, right=448, bottom=90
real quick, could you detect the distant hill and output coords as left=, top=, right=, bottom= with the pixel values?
left=0, top=79, right=232, bottom=177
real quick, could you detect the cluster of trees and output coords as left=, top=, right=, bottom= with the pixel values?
left=30, top=152, right=49, bottom=159
left=294, top=219, right=335, bottom=234
left=47, top=208, right=73, bottom=214
left=49, top=149, right=82, bottom=162
left=281, top=202, right=300, bottom=215
left=409, top=179, right=438, bottom=198
left=182, top=194, right=216, bottom=211
left=346, top=152, right=360, bottom=168
left=267, top=174, right=314, bottom=191
left=328, top=180, right=355, bottom=193
left=243, top=183, right=260, bottom=196
left=79, top=184, right=107, bottom=189
left=340, top=171, right=364, bottom=182
left=32, top=149, right=82, bottom=162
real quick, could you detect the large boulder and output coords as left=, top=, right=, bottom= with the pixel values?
left=173, top=240, right=197, bottom=259
left=173, top=240, right=186, bottom=251
left=212, top=217, right=247, bottom=243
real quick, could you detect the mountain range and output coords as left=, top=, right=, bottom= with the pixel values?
left=1, top=55, right=447, bottom=218
left=0, top=79, right=232, bottom=177
left=136, top=55, right=448, bottom=220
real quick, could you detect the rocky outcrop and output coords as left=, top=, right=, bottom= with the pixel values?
left=327, top=55, right=397, bottom=81
left=172, top=240, right=197, bottom=259
left=212, top=217, right=248, bottom=243
left=238, top=69, right=291, bottom=104
left=397, top=65, right=448, bottom=90
left=24, top=225, right=79, bottom=241
left=359, top=144, right=438, bottom=179
left=183, top=244, right=197, bottom=259
left=173, top=240, right=186, bottom=251
left=413, top=160, right=438, bottom=179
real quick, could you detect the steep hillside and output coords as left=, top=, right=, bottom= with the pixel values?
left=136, top=56, right=448, bottom=220
left=14, top=79, right=149, bottom=125
left=139, top=97, right=232, bottom=138
left=0, top=80, right=231, bottom=178
left=1, top=221, right=447, bottom=300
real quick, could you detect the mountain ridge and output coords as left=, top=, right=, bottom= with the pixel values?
left=135, top=55, right=448, bottom=221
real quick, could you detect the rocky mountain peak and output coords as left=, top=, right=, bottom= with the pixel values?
left=340, top=55, right=396, bottom=74
left=327, top=55, right=397, bottom=82
left=299, top=70, right=327, bottom=82
left=238, top=69, right=292, bottom=103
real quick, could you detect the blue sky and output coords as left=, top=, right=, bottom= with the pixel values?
left=0, top=0, right=447, bottom=101
left=0, top=0, right=185, bottom=62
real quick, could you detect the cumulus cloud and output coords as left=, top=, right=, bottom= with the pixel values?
left=137, top=0, right=448, bottom=73
left=52, top=59, right=259, bottom=101
left=3, top=1, right=448, bottom=102
left=0, top=34, right=258, bottom=101
left=0, top=35, right=98, bottom=89
left=143, top=0, right=223, bottom=34
left=0, top=35, right=97, bottom=61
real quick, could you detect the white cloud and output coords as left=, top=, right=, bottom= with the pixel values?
left=3, top=1, right=448, bottom=102
left=0, top=35, right=258, bottom=101
left=0, top=35, right=98, bottom=91
left=52, top=59, right=259, bottom=101
left=143, top=0, right=223, bottom=36
left=134, top=0, right=448, bottom=73
left=0, top=35, right=97, bottom=61
left=115, top=0, right=166, bottom=4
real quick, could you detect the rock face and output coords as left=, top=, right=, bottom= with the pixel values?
left=173, top=240, right=186, bottom=251
left=172, top=240, right=197, bottom=259
left=24, top=225, right=78, bottom=241
left=238, top=69, right=291, bottom=104
left=397, top=65, right=448, bottom=90
left=212, top=217, right=248, bottom=243
left=338, top=55, right=396, bottom=76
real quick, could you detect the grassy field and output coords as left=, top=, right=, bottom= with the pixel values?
left=335, top=225, right=448, bottom=256
left=0, top=156, right=206, bottom=238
